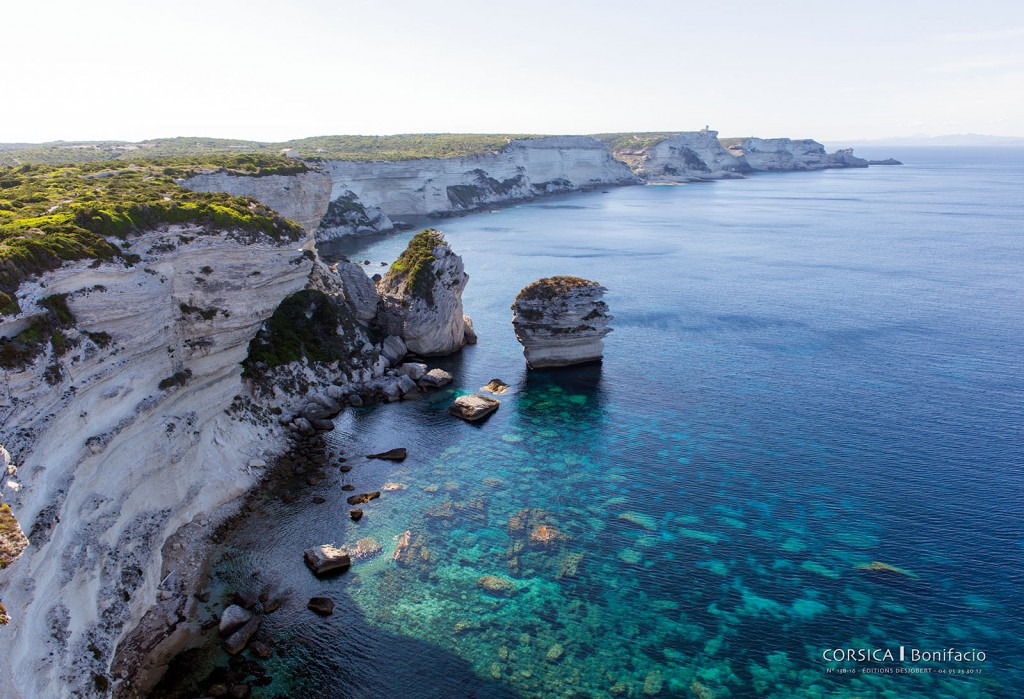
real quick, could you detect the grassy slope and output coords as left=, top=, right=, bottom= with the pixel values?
left=0, top=156, right=306, bottom=315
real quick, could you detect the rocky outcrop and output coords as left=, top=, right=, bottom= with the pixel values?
left=610, top=130, right=748, bottom=182
left=315, top=189, right=394, bottom=242
left=322, top=136, right=639, bottom=218
left=376, top=230, right=471, bottom=356
left=179, top=169, right=334, bottom=232
left=511, top=277, right=612, bottom=368
left=726, top=138, right=868, bottom=171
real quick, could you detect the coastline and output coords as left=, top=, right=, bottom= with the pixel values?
left=0, top=138, right=881, bottom=697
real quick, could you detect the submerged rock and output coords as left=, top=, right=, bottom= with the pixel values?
left=350, top=537, right=383, bottom=558
left=346, top=491, right=381, bottom=505
left=367, top=448, right=407, bottom=461
left=529, top=525, right=566, bottom=547
left=617, top=511, right=658, bottom=531
left=448, top=394, right=500, bottom=421
left=303, top=544, right=351, bottom=575
left=477, top=575, right=517, bottom=596
left=248, top=641, right=272, bottom=659
left=393, top=530, right=431, bottom=566
left=377, top=229, right=472, bottom=356
left=307, top=597, right=335, bottom=615
left=511, top=276, right=612, bottom=368
left=854, top=560, right=918, bottom=578
left=349, top=509, right=364, bottom=522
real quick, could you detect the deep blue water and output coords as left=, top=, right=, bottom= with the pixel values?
left=169, top=148, right=1023, bottom=698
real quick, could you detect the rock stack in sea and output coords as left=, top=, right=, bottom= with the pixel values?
left=377, top=229, right=473, bottom=356
left=511, top=276, right=612, bottom=368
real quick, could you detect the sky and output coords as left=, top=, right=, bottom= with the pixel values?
left=5, top=0, right=1023, bottom=143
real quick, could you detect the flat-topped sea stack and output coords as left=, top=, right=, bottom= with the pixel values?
left=377, top=229, right=472, bottom=356
left=511, top=276, right=612, bottom=368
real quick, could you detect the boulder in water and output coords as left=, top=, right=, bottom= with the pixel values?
left=307, top=597, right=335, bottom=615
left=448, top=394, right=500, bottom=421
left=303, top=544, right=351, bottom=575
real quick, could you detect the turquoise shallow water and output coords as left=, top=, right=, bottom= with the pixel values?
left=164, top=149, right=1023, bottom=698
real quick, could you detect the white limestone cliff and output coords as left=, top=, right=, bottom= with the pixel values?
left=180, top=169, right=334, bottom=232
left=376, top=230, right=470, bottom=356
left=727, top=137, right=868, bottom=171
left=612, top=130, right=748, bottom=182
left=314, top=189, right=394, bottom=242
left=0, top=225, right=318, bottom=698
left=323, top=136, right=639, bottom=218
left=511, top=277, right=612, bottom=368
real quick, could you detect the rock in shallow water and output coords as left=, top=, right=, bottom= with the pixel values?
left=481, top=378, right=509, bottom=395
left=367, top=447, right=407, bottom=461
left=307, top=597, right=335, bottom=615
left=448, top=394, right=500, bottom=421
left=346, top=491, right=381, bottom=505
left=223, top=617, right=261, bottom=655
left=218, top=605, right=254, bottom=636
left=419, top=368, right=453, bottom=387
left=477, top=575, right=517, bottom=596
left=511, top=276, right=612, bottom=368
left=303, top=545, right=351, bottom=575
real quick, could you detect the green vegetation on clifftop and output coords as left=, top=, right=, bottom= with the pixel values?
left=515, top=276, right=600, bottom=303
left=1, top=135, right=540, bottom=165
left=592, top=133, right=677, bottom=153
left=0, top=158, right=305, bottom=315
left=384, top=229, right=447, bottom=301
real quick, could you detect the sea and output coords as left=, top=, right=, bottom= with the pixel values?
left=161, top=148, right=1024, bottom=699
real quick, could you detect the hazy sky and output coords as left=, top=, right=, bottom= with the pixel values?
left=6, top=0, right=1023, bottom=143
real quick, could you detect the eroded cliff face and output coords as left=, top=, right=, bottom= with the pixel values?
left=377, top=230, right=470, bottom=356
left=180, top=170, right=334, bottom=232
left=511, top=276, right=612, bottom=369
left=727, top=137, right=868, bottom=171
left=323, top=136, right=639, bottom=219
left=314, top=189, right=394, bottom=243
left=614, top=130, right=749, bottom=182
left=0, top=225, right=317, bottom=698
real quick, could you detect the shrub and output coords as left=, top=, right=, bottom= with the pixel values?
left=383, top=229, right=447, bottom=301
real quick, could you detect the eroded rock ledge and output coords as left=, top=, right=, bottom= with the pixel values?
left=511, top=277, right=612, bottom=369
